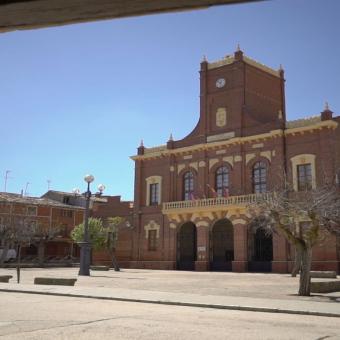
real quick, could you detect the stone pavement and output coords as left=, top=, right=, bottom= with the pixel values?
left=1, top=268, right=339, bottom=318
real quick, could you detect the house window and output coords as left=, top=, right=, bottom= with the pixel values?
left=63, top=196, right=70, bottom=204
left=149, top=183, right=159, bottom=206
left=253, top=161, right=267, bottom=193
left=216, top=166, right=229, bottom=197
left=60, top=210, right=73, bottom=218
left=183, top=171, right=194, bottom=200
left=290, top=154, right=316, bottom=191
left=27, top=220, right=37, bottom=231
left=145, top=176, right=162, bottom=206
left=27, top=206, right=37, bottom=216
left=148, top=230, right=157, bottom=251
left=297, top=164, right=312, bottom=191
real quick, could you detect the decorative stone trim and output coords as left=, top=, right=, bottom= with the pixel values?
left=252, top=143, right=264, bottom=149
left=131, top=120, right=337, bottom=161
left=170, top=166, right=175, bottom=172
left=245, top=153, right=256, bottom=165
left=169, top=222, right=177, bottom=229
left=144, top=220, right=160, bottom=238
left=222, top=156, right=234, bottom=168
left=207, top=131, right=235, bottom=143
left=183, top=155, right=192, bottom=160
left=189, top=162, right=198, bottom=171
left=196, top=220, right=209, bottom=227
left=216, top=107, right=227, bottom=127
left=177, top=164, right=185, bottom=175
left=131, top=130, right=284, bottom=160
left=198, top=161, right=206, bottom=168
left=260, top=150, right=272, bottom=162
left=232, top=218, right=247, bottom=225
left=216, top=149, right=227, bottom=155
left=209, top=158, right=219, bottom=170
left=285, top=120, right=337, bottom=135
left=234, top=155, right=242, bottom=162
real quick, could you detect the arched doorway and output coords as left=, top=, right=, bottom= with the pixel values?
left=210, top=219, right=234, bottom=271
left=177, top=222, right=197, bottom=270
left=249, top=228, right=273, bottom=272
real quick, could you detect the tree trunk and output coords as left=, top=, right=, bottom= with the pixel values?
left=298, top=246, right=312, bottom=296
left=110, top=249, right=120, bottom=271
left=37, top=240, right=45, bottom=267
left=16, top=244, right=21, bottom=284
left=291, top=247, right=302, bottom=277
left=0, top=242, right=10, bottom=266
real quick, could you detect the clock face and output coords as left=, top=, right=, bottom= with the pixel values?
left=215, top=78, right=226, bottom=88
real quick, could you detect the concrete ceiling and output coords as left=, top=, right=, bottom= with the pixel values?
left=0, top=0, right=264, bottom=33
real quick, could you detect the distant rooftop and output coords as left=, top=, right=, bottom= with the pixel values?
left=0, top=192, right=84, bottom=209
left=286, top=115, right=321, bottom=129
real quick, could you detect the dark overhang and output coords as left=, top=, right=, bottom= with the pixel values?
left=0, top=0, right=265, bottom=33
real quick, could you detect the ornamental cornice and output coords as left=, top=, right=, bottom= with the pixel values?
left=284, top=120, right=337, bottom=136
left=130, top=129, right=283, bottom=161
left=131, top=120, right=337, bottom=161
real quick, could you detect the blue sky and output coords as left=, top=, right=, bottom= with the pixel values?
left=1, top=0, right=340, bottom=200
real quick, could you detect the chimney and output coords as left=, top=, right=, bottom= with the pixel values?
left=321, top=102, right=333, bottom=121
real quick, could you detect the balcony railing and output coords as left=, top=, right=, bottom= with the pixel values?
left=162, top=193, right=271, bottom=213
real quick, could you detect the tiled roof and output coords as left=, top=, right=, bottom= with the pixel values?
left=0, top=192, right=84, bottom=209
left=42, top=190, right=107, bottom=203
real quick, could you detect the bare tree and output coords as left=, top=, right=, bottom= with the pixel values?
left=0, top=216, right=16, bottom=266
left=32, top=223, right=61, bottom=267
left=10, top=217, right=37, bottom=283
left=250, top=185, right=340, bottom=296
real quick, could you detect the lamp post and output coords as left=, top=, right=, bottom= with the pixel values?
left=76, top=174, right=105, bottom=276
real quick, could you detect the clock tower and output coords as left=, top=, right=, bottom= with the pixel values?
left=198, top=47, right=286, bottom=141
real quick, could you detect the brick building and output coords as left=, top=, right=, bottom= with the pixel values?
left=42, top=190, right=134, bottom=265
left=0, top=192, right=84, bottom=260
left=90, top=195, right=134, bottom=265
left=126, top=48, right=340, bottom=273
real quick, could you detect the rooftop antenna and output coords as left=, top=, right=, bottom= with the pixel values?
left=47, top=179, right=51, bottom=191
left=4, top=170, right=11, bottom=192
left=24, top=182, right=30, bottom=196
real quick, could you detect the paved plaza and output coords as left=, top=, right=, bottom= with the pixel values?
left=1, top=268, right=340, bottom=339
left=0, top=267, right=339, bottom=302
left=1, top=293, right=340, bottom=340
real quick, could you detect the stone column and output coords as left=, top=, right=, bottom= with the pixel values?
left=195, top=224, right=209, bottom=271
left=232, top=222, right=248, bottom=272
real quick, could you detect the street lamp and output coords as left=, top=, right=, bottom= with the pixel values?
left=75, top=174, right=105, bottom=276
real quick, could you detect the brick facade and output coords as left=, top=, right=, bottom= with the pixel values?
left=0, top=192, right=84, bottom=260
left=122, top=48, right=340, bottom=273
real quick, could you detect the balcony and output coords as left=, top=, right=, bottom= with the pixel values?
left=162, top=193, right=271, bottom=215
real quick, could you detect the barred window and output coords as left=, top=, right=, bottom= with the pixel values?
left=183, top=171, right=194, bottom=200
left=297, top=164, right=312, bottom=191
left=27, top=206, right=37, bottom=216
left=216, top=166, right=229, bottom=197
left=149, top=183, right=159, bottom=206
left=60, top=210, right=73, bottom=218
left=253, top=161, right=267, bottom=193
left=148, top=230, right=157, bottom=251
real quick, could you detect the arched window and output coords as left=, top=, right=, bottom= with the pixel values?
left=253, top=161, right=267, bottom=193
left=183, top=171, right=194, bottom=200
left=215, top=166, right=229, bottom=197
